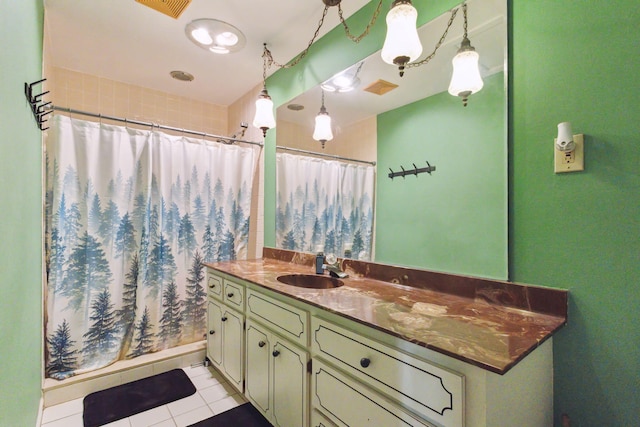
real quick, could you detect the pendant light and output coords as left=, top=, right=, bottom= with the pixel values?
left=381, top=0, right=423, bottom=77
left=253, top=44, right=276, bottom=137
left=448, top=3, right=483, bottom=106
left=312, top=90, right=333, bottom=149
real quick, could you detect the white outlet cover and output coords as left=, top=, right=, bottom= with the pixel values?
left=554, top=134, right=584, bottom=173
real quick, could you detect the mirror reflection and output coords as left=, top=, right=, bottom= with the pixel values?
left=275, top=0, right=508, bottom=279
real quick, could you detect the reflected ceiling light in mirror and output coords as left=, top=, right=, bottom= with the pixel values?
left=321, top=62, right=364, bottom=93
left=448, top=3, right=483, bottom=106
left=313, top=90, right=333, bottom=149
left=185, top=19, right=246, bottom=54
left=381, top=0, right=422, bottom=77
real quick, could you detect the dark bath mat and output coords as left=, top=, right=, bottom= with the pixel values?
left=83, top=368, right=196, bottom=427
left=188, top=403, right=272, bottom=427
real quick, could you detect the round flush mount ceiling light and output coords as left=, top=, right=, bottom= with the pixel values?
left=321, top=62, right=364, bottom=93
left=185, top=19, right=246, bottom=54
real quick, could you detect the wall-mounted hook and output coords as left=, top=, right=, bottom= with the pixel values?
left=388, top=161, right=436, bottom=180
left=24, top=78, right=52, bottom=130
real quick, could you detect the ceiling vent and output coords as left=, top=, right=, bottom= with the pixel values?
left=363, top=79, right=399, bottom=96
left=135, top=0, right=191, bottom=19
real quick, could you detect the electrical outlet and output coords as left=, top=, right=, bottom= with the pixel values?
left=554, top=134, right=584, bottom=173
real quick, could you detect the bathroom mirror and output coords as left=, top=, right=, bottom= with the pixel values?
left=274, top=0, right=508, bottom=279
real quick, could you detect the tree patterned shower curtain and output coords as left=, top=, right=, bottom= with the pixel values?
left=44, top=115, right=257, bottom=379
left=276, top=152, right=375, bottom=260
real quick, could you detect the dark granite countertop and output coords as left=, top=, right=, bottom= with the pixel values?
left=206, top=248, right=567, bottom=375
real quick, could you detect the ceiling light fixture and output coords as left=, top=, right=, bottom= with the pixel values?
left=321, top=61, right=364, bottom=93
left=313, top=90, right=333, bottom=149
left=448, top=3, right=484, bottom=106
left=185, top=19, right=246, bottom=54
left=381, top=0, right=422, bottom=77
left=252, top=44, right=276, bottom=137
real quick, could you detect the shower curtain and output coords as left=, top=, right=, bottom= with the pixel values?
left=276, top=152, right=375, bottom=260
left=44, top=115, right=258, bottom=379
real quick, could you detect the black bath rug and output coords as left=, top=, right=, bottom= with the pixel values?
left=83, top=368, right=196, bottom=427
left=188, top=403, right=272, bottom=427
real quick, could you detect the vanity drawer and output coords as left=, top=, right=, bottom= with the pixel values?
left=246, top=288, right=308, bottom=347
left=223, top=279, right=245, bottom=310
left=207, top=272, right=223, bottom=300
left=311, top=359, right=435, bottom=427
left=311, top=317, right=464, bottom=427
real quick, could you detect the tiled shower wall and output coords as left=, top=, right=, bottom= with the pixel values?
left=46, top=66, right=265, bottom=259
left=49, top=67, right=228, bottom=136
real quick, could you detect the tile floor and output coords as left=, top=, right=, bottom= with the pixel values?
left=40, top=365, right=247, bottom=427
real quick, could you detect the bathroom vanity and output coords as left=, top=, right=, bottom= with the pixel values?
left=205, top=248, right=567, bottom=427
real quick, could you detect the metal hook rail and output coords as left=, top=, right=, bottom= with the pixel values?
left=25, top=79, right=52, bottom=130
left=388, top=161, right=436, bottom=180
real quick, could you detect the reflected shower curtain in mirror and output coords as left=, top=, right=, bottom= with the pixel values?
left=45, top=115, right=257, bottom=379
left=276, top=152, right=375, bottom=260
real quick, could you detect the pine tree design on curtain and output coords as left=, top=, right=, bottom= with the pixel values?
left=276, top=153, right=375, bottom=260
left=44, top=116, right=256, bottom=379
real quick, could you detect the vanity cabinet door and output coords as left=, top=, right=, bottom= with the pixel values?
left=272, top=335, right=309, bottom=427
left=246, top=321, right=271, bottom=419
left=207, top=299, right=223, bottom=366
left=245, top=318, right=309, bottom=427
left=221, top=306, right=244, bottom=391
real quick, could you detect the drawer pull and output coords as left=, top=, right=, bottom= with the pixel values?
left=258, top=341, right=266, bottom=348
left=209, top=283, right=216, bottom=288
left=221, top=316, right=227, bottom=322
left=209, top=330, right=215, bottom=335
left=227, top=292, right=234, bottom=298
left=272, top=349, right=280, bottom=357
left=360, top=357, right=371, bottom=368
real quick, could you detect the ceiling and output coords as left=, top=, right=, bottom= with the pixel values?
left=44, top=0, right=370, bottom=106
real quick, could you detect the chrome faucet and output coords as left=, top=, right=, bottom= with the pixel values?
left=322, top=254, right=348, bottom=279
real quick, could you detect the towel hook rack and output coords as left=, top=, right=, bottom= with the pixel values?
left=388, top=161, right=436, bottom=180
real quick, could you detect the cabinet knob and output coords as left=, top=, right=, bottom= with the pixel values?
left=209, top=330, right=215, bottom=335
left=272, top=349, right=280, bottom=357
left=360, top=357, right=371, bottom=368
left=221, top=316, right=227, bottom=322
left=209, top=283, right=215, bottom=288
left=258, top=341, right=266, bottom=348
left=227, top=292, right=234, bottom=298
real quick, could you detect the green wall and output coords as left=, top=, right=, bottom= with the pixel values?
left=376, top=72, right=506, bottom=279
left=265, top=1, right=640, bottom=425
left=510, top=1, right=640, bottom=425
left=0, top=0, right=44, bottom=425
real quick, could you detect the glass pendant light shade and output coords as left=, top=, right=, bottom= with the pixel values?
left=448, top=38, right=484, bottom=106
left=253, top=88, right=275, bottom=137
left=381, top=0, right=422, bottom=77
left=313, top=108, right=333, bottom=149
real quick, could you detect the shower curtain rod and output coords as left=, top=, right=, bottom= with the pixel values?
left=48, top=105, right=264, bottom=147
left=276, top=145, right=376, bottom=166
